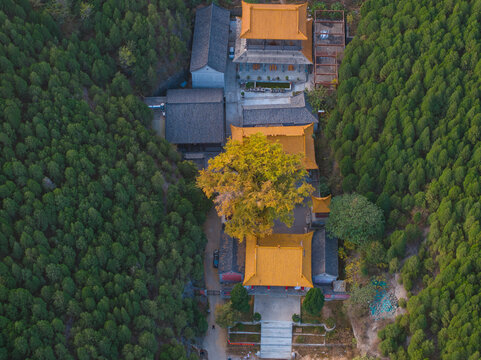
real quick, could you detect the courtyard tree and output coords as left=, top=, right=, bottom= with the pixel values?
left=302, top=288, right=325, bottom=316
left=215, top=302, right=241, bottom=329
left=230, top=283, right=250, bottom=313
left=326, top=193, right=384, bottom=246
left=197, top=134, right=314, bottom=240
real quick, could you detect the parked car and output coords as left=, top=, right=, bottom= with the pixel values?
left=213, top=249, right=219, bottom=268
left=229, top=46, right=235, bottom=59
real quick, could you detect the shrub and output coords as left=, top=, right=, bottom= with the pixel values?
left=292, top=314, right=300, bottom=322
left=253, top=312, right=261, bottom=322
left=230, top=284, right=250, bottom=313
left=302, top=288, right=325, bottom=316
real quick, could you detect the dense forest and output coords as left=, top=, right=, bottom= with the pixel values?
left=0, top=0, right=210, bottom=359
left=329, top=0, right=481, bottom=358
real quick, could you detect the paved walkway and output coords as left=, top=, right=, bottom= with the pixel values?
left=202, top=209, right=227, bottom=359
left=260, top=321, right=293, bottom=359
left=254, top=296, right=299, bottom=359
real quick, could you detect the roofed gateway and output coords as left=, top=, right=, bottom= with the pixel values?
left=244, top=232, right=314, bottom=288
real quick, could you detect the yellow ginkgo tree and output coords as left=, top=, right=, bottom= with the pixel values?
left=197, top=133, right=314, bottom=240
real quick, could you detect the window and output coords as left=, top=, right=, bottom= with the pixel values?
left=269, top=64, right=277, bottom=71
left=252, top=64, right=261, bottom=70
left=288, top=65, right=295, bottom=71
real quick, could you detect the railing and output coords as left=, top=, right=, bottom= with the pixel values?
left=227, top=339, right=258, bottom=346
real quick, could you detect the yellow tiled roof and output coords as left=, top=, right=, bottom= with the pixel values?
left=230, top=124, right=318, bottom=170
left=243, top=232, right=313, bottom=287
left=312, top=194, right=331, bottom=213
left=240, top=1, right=308, bottom=40
left=302, top=18, right=313, bottom=63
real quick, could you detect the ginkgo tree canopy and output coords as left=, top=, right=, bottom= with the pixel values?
left=197, top=133, right=314, bottom=240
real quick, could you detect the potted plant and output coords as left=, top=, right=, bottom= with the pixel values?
left=257, top=76, right=262, bottom=80
left=267, top=75, right=271, bottom=80
left=286, top=76, right=289, bottom=80
left=247, top=75, right=250, bottom=80
left=241, top=91, right=245, bottom=97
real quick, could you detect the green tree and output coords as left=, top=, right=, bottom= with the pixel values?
left=230, top=284, right=250, bottom=313
left=215, top=302, right=240, bottom=329
left=305, top=87, right=336, bottom=114
left=326, top=194, right=384, bottom=246
left=349, top=282, right=376, bottom=315
left=119, top=42, right=136, bottom=69
left=302, top=288, right=325, bottom=316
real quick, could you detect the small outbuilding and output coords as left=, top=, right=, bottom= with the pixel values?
left=311, top=228, right=338, bottom=285
left=311, top=194, right=331, bottom=226
left=190, top=4, right=230, bottom=89
left=219, top=231, right=245, bottom=284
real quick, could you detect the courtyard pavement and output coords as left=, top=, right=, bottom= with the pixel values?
left=254, top=295, right=300, bottom=322
left=255, top=296, right=299, bottom=359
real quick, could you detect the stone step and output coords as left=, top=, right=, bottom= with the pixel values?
left=261, top=331, right=292, bottom=340
left=259, top=348, right=292, bottom=359
left=259, top=320, right=293, bottom=359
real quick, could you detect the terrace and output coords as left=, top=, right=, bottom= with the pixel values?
left=314, top=10, right=346, bottom=89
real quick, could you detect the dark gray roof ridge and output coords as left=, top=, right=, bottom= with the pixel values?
left=190, top=4, right=230, bottom=73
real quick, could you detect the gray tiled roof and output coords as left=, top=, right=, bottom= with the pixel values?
left=219, top=230, right=245, bottom=275
left=312, top=228, right=338, bottom=277
left=167, top=88, right=223, bottom=103
left=190, top=4, right=230, bottom=73
left=166, top=89, right=225, bottom=144
left=242, top=93, right=318, bottom=126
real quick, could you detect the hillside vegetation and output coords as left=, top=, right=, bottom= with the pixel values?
left=328, top=0, right=481, bottom=358
left=0, top=0, right=209, bottom=359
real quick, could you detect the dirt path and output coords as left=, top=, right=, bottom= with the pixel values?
left=202, top=209, right=228, bottom=359
left=348, top=306, right=386, bottom=359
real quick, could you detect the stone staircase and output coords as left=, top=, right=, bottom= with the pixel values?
left=259, top=321, right=292, bottom=359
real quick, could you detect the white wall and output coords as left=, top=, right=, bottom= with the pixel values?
left=192, top=66, right=225, bottom=89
